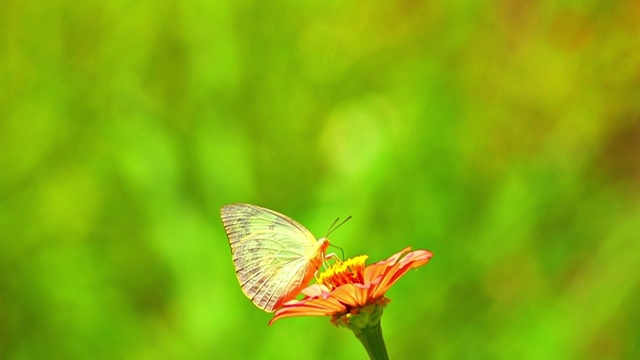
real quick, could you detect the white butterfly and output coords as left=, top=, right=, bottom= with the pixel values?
left=221, top=203, right=330, bottom=312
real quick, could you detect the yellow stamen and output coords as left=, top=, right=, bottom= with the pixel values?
left=317, top=255, right=368, bottom=290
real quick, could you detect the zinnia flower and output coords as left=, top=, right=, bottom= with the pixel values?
left=269, top=247, right=433, bottom=360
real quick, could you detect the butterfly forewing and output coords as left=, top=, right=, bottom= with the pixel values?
left=221, top=203, right=323, bottom=312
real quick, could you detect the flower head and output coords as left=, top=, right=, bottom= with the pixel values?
left=269, top=247, right=433, bottom=326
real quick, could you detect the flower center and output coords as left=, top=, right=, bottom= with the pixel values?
left=317, top=255, right=368, bottom=290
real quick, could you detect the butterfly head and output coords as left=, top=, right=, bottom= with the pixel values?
left=319, top=215, right=350, bottom=262
left=309, top=237, right=330, bottom=269
left=318, top=237, right=330, bottom=252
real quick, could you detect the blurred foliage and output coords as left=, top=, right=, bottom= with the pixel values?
left=1, top=0, right=640, bottom=359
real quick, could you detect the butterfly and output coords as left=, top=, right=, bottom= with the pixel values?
left=221, top=203, right=336, bottom=312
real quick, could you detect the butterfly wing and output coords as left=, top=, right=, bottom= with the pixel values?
left=221, top=203, right=325, bottom=312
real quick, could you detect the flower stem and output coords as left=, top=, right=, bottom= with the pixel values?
left=354, top=320, right=389, bottom=360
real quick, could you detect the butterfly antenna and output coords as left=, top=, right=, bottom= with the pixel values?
left=326, top=217, right=340, bottom=236
left=323, top=215, right=351, bottom=263
left=325, top=215, right=352, bottom=237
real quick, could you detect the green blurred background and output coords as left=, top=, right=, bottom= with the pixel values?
left=1, top=1, right=639, bottom=359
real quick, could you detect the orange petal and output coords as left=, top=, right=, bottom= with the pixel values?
left=331, top=283, right=372, bottom=308
left=300, top=284, right=331, bottom=298
left=364, top=247, right=411, bottom=282
left=270, top=297, right=346, bottom=325
left=269, top=306, right=331, bottom=325
left=389, top=250, right=433, bottom=286
left=363, top=263, right=386, bottom=286
left=399, top=249, right=433, bottom=268
left=371, top=250, right=433, bottom=298
left=379, top=247, right=412, bottom=266
left=371, top=261, right=403, bottom=298
left=353, top=282, right=374, bottom=304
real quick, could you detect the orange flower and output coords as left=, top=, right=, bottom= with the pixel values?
left=269, top=247, right=433, bottom=326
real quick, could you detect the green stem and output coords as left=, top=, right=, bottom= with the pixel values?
left=354, top=320, right=389, bottom=360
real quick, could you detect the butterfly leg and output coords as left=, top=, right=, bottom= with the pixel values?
left=322, top=252, right=341, bottom=270
left=313, top=253, right=341, bottom=281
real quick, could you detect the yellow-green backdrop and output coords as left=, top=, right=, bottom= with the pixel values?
left=1, top=1, right=639, bottom=359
